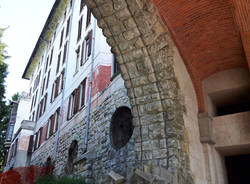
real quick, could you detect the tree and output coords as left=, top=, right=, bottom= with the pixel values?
left=0, top=28, right=10, bottom=172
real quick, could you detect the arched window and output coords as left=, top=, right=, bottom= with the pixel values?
left=110, top=106, right=133, bottom=149
left=65, top=140, right=78, bottom=174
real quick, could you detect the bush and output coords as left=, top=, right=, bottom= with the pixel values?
left=35, top=175, right=87, bottom=184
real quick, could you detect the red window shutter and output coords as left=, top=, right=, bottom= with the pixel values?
left=81, top=78, right=86, bottom=107
left=46, top=70, right=50, bottom=89
left=77, top=17, right=83, bottom=41
left=62, top=42, right=67, bottom=64
left=80, top=41, right=85, bottom=66
left=56, top=52, right=61, bottom=73
left=86, top=8, right=91, bottom=28
left=60, top=28, right=64, bottom=48
left=38, top=127, right=43, bottom=147
left=88, top=30, right=92, bottom=56
left=49, top=48, right=54, bottom=66
left=66, top=17, right=70, bottom=37
left=50, top=115, right=55, bottom=136
left=74, top=88, right=80, bottom=114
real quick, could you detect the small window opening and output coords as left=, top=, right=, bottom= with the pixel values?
left=110, top=106, right=133, bottom=150
left=65, top=140, right=78, bottom=174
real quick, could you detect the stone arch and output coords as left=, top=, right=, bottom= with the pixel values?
left=65, top=140, right=78, bottom=174
left=85, top=0, right=193, bottom=182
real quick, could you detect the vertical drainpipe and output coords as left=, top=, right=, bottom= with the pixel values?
left=84, top=17, right=97, bottom=149
left=53, top=0, right=75, bottom=161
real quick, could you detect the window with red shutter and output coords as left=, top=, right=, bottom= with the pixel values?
left=77, top=16, right=83, bottom=41
left=86, top=8, right=91, bottom=28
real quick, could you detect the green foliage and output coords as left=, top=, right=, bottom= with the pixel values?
left=0, top=28, right=10, bottom=172
left=35, top=175, right=87, bottom=184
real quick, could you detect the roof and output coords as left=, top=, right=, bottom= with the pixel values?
left=22, top=0, right=68, bottom=79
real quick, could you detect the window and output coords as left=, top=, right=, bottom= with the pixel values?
left=66, top=17, right=71, bottom=38
left=75, top=46, right=80, bottom=73
left=49, top=48, right=54, bottom=66
left=67, top=91, right=75, bottom=119
left=80, top=78, right=86, bottom=108
left=46, top=70, right=50, bottom=90
left=60, top=28, right=64, bottom=48
left=80, top=0, right=85, bottom=13
left=56, top=52, right=61, bottom=74
left=113, top=54, right=121, bottom=75
left=85, top=31, right=92, bottom=60
left=77, top=16, right=83, bottom=41
left=51, top=83, right=55, bottom=103
left=80, top=40, right=85, bottom=66
left=46, top=119, right=51, bottom=140
left=62, top=41, right=68, bottom=64
left=86, top=8, right=91, bottom=28
left=110, top=106, right=134, bottom=149
left=45, top=56, right=49, bottom=73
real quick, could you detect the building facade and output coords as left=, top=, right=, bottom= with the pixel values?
left=4, top=0, right=250, bottom=184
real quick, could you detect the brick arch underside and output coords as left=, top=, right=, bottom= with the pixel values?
left=153, top=0, right=249, bottom=112
left=85, top=0, right=193, bottom=183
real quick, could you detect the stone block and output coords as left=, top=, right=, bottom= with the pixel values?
left=198, top=112, right=216, bottom=144
left=108, top=170, right=125, bottom=184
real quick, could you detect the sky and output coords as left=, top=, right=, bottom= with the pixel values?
left=0, top=0, right=55, bottom=100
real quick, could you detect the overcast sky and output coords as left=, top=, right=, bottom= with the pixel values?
left=0, top=0, right=55, bottom=100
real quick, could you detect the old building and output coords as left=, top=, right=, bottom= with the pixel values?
left=4, top=0, right=250, bottom=184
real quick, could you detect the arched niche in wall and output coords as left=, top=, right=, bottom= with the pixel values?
left=65, top=140, right=78, bottom=174
left=110, top=106, right=133, bottom=150
left=202, top=68, right=250, bottom=116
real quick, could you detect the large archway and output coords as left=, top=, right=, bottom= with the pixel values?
left=85, top=0, right=193, bottom=183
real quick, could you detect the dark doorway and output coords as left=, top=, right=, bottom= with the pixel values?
left=225, top=154, right=250, bottom=184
